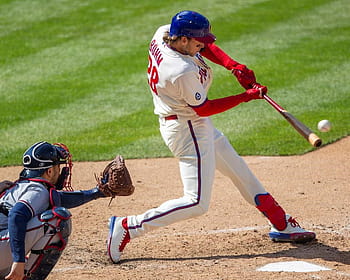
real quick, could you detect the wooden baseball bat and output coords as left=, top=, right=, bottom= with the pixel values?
left=263, top=94, right=322, bottom=147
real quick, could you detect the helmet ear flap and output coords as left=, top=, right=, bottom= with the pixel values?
left=23, top=154, right=32, bottom=165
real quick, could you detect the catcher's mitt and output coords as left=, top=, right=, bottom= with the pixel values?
left=96, top=155, right=134, bottom=201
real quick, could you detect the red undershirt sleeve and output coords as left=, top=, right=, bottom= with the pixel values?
left=200, top=43, right=240, bottom=70
left=190, top=93, right=251, bottom=117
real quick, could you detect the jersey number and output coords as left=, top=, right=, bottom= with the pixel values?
left=147, top=55, right=159, bottom=95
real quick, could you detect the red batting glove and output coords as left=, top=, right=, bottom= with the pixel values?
left=232, top=64, right=257, bottom=89
left=244, top=88, right=264, bottom=101
left=252, top=82, right=268, bottom=95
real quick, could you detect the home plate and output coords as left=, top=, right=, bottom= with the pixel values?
left=257, top=261, right=331, bottom=272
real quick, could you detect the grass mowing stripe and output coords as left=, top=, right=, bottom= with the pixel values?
left=209, top=0, right=348, bottom=100
left=0, top=0, right=290, bottom=101
left=0, top=0, right=268, bottom=89
left=169, top=0, right=267, bottom=19
left=210, top=0, right=333, bottom=43
left=57, top=109, right=161, bottom=161
left=0, top=72, right=150, bottom=137
left=0, top=1, right=270, bottom=125
left=0, top=0, right=192, bottom=65
left=0, top=34, right=145, bottom=100
left=0, top=107, right=161, bottom=165
left=0, top=0, right=97, bottom=37
left=0, top=47, right=149, bottom=129
left=216, top=0, right=347, bottom=64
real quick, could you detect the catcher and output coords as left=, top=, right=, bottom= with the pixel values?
left=0, top=141, right=133, bottom=280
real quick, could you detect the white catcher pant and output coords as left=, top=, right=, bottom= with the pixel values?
left=0, top=215, right=64, bottom=277
left=128, top=117, right=266, bottom=238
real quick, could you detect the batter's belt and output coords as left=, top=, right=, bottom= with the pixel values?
left=164, top=115, right=178, bottom=121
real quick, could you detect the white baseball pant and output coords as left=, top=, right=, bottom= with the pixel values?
left=127, top=117, right=266, bottom=238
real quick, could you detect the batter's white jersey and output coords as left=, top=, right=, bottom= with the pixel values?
left=126, top=24, right=266, bottom=239
left=147, top=24, right=213, bottom=119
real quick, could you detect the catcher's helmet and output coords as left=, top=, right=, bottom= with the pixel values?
left=20, top=141, right=70, bottom=179
left=169, top=10, right=216, bottom=44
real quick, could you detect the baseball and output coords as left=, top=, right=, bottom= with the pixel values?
left=317, top=120, right=331, bottom=132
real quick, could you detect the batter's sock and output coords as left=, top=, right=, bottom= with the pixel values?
left=255, top=193, right=287, bottom=231
left=120, top=217, right=130, bottom=251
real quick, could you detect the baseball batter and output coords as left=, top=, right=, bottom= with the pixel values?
left=107, top=10, right=316, bottom=263
left=0, top=141, right=107, bottom=280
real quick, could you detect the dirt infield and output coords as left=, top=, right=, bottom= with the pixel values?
left=1, top=137, right=349, bottom=279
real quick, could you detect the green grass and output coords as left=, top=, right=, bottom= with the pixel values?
left=0, top=0, right=349, bottom=166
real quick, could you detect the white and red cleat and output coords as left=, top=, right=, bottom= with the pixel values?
left=107, top=216, right=130, bottom=263
left=269, top=215, right=316, bottom=243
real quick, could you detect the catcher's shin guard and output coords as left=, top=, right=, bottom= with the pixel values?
left=255, top=193, right=287, bottom=231
left=25, top=207, right=72, bottom=280
left=26, top=247, right=64, bottom=280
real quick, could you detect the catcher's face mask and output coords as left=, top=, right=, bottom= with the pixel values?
left=53, top=143, right=74, bottom=191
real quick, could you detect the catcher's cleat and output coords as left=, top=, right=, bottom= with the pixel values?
left=269, top=215, right=316, bottom=243
left=107, top=216, right=130, bottom=263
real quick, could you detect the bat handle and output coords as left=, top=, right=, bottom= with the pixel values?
left=263, top=94, right=285, bottom=111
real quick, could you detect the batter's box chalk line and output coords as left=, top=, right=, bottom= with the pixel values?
left=312, top=224, right=350, bottom=236
left=52, top=266, right=85, bottom=272
left=144, top=223, right=349, bottom=239
left=146, top=225, right=269, bottom=238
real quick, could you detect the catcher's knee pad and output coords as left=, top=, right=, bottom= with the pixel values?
left=39, top=206, right=72, bottom=243
left=25, top=207, right=72, bottom=280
